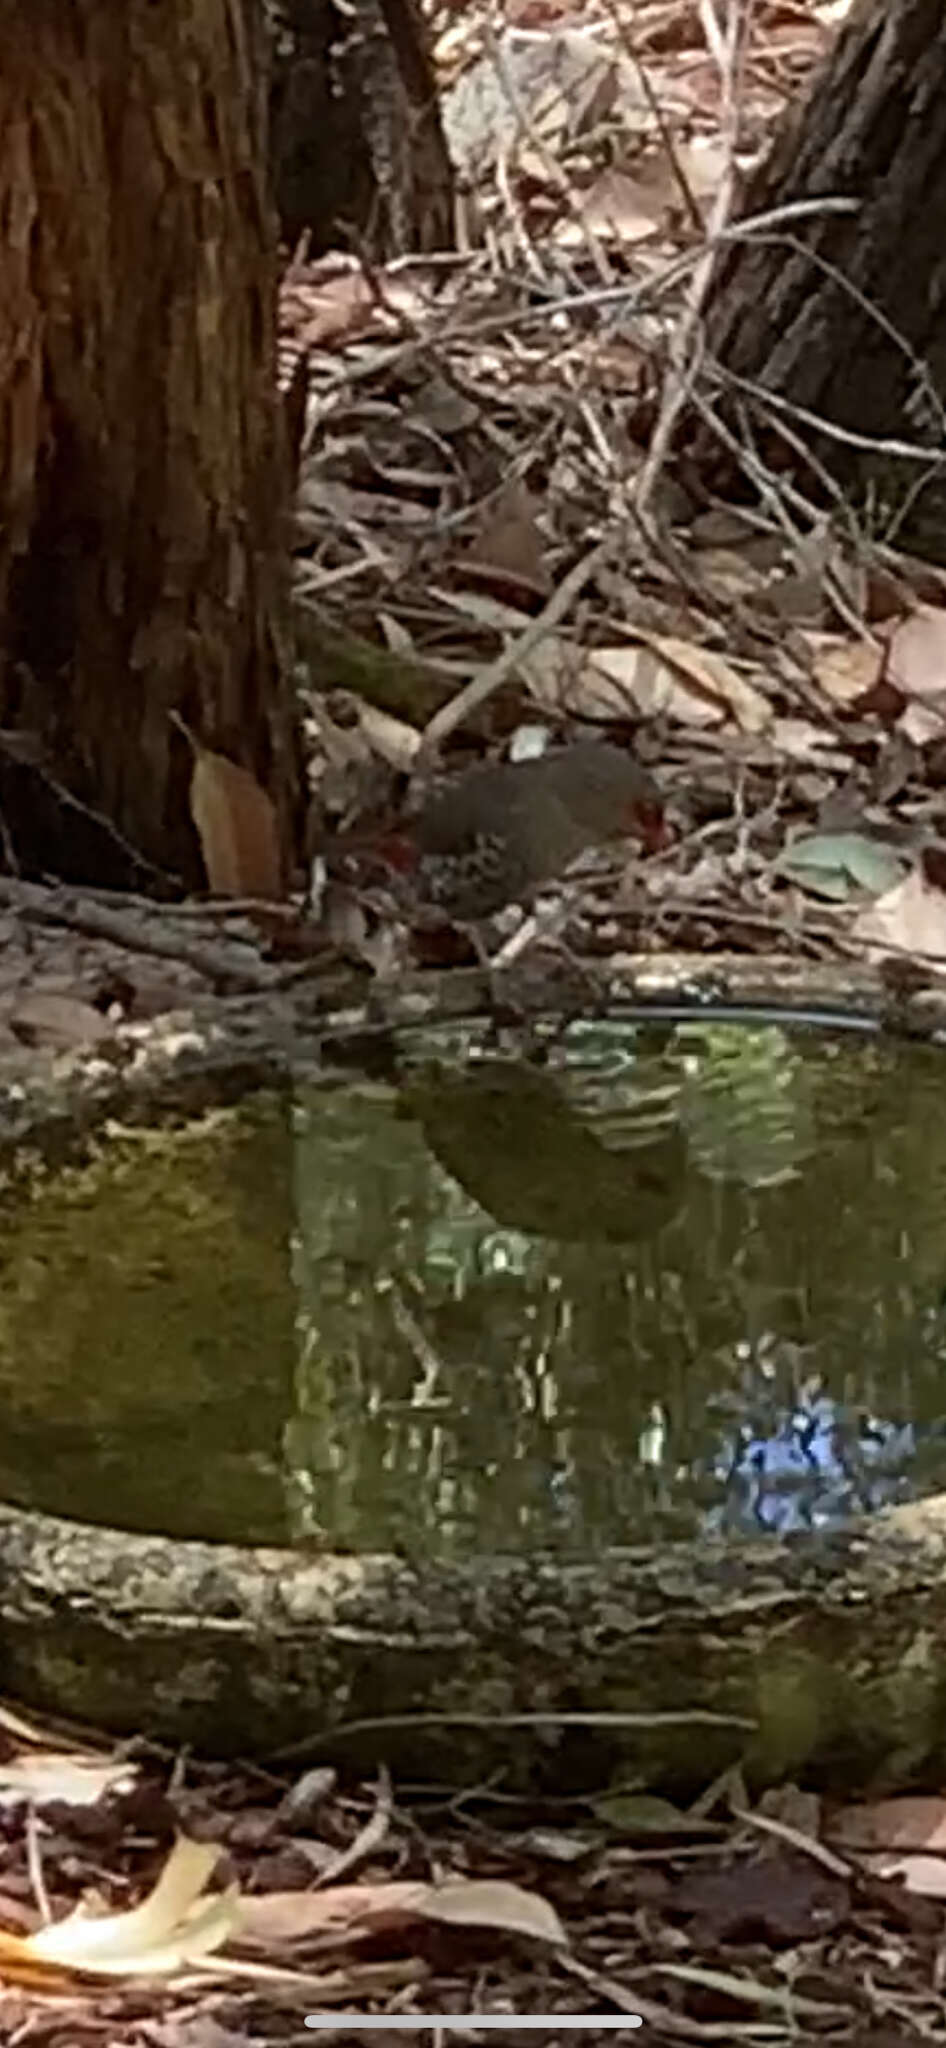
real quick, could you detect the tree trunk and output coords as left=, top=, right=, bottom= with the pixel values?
left=0, top=0, right=298, bottom=891
left=705, top=0, right=946, bottom=560
left=268, top=0, right=453, bottom=257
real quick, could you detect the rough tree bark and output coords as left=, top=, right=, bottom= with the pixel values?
left=706, top=0, right=946, bottom=559
left=268, top=0, right=453, bottom=257
left=0, top=0, right=298, bottom=890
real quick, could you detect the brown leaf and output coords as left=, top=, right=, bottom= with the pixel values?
left=239, top=1876, right=564, bottom=1952
left=240, top=1879, right=429, bottom=1950
left=458, top=481, right=551, bottom=606
left=189, top=746, right=283, bottom=899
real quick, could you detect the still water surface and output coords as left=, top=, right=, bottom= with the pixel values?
left=0, top=1016, right=944, bottom=1554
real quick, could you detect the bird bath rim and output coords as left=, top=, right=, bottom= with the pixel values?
left=1, top=950, right=945, bottom=1778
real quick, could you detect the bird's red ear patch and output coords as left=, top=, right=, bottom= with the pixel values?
left=632, top=798, right=668, bottom=853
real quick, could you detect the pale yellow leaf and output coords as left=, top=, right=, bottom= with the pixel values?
left=0, top=1752, right=137, bottom=1811
left=770, top=716, right=849, bottom=766
left=26, top=1836, right=238, bottom=1977
left=693, top=547, right=767, bottom=604
left=877, top=1853, right=946, bottom=1897
left=567, top=637, right=771, bottom=732
left=900, top=700, right=946, bottom=746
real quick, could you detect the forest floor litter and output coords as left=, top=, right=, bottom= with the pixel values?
left=3, top=0, right=946, bottom=2042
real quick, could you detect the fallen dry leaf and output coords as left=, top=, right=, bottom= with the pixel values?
left=829, top=1795, right=946, bottom=1897
left=353, top=700, right=422, bottom=773
left=853, top=861, right=946, bottom=964
left=0, top=1752, right=138, bottom=1812
left=239, top=1879, right=427, bottom=1950
left=830, top=1795, right=946, bottom=1855
left=458, top=479, right=551, bottom=604
left=415, top=1879, right=565, bottom=1946
left=187, top=742, right=283, bottom=899
left=240, top=1876, right=564, bottom=1953
left=900, top=699, right=946, bottom=746
left=646, top=635, right=772, bottom=732
left=806, top=633, right=883, bottom=705
left=555, top=167, right=666, bottom=246
left=547, top=637, right=770, bottom=732
left=0, top=1838, right=237, bottom=1982
left=886, top=604, right=946, bottom=700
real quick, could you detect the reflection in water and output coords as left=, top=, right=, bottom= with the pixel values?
left=404, top=1058, right=685, bottom=1242
left=706, top=1352, right=920, bottom=1535
left=289, top=1019, right=946, bottom=1555
left=1, top=1017, right=946, bottom=1553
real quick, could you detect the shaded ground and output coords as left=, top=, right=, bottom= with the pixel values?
left=0, top=1723, right=944, bottom=2045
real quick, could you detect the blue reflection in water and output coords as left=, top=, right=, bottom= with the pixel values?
left=708, top=1388, right=919, bottom=1535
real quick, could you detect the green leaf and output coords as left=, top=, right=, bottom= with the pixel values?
left=776, top=832, right=906, bottom=901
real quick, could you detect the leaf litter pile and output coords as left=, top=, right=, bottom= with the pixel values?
left=8, top=0, right=946, bottom=2043
left=280, top=0, right=946, bottom=994
left=7, top=3, right=946, bottom=1047
left=4, top=1699, right=946, bottom=2047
